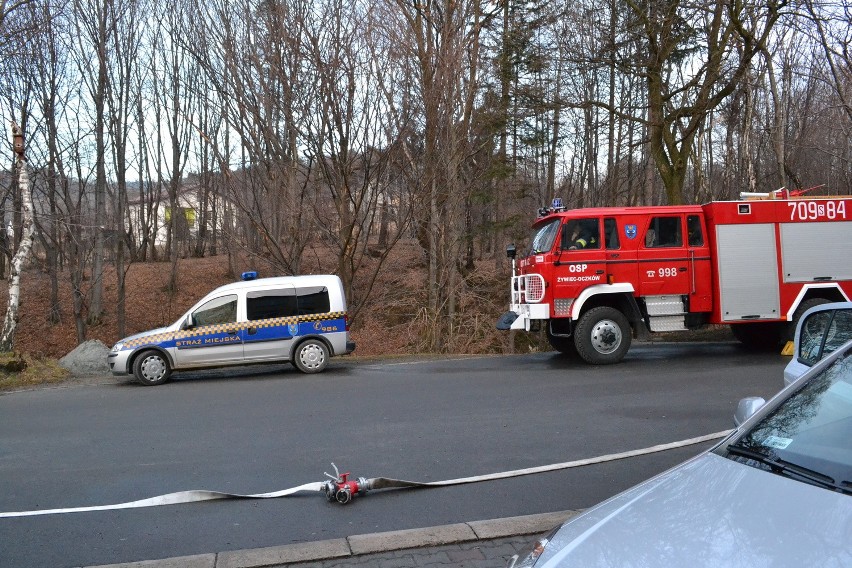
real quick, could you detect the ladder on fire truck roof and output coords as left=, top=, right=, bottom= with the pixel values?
left=738, top=185, right=846, bottom=200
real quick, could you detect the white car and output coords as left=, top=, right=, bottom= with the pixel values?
left=510, top=338, right=852, bottom=568
left=108, top=273, right=355, bottom=385
left=783, top=301, right=852, bottom=386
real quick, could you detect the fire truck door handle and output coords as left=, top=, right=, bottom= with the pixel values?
left=596, top=270, right=604, bottom=275
left=679, top=267, right=687, bottom=272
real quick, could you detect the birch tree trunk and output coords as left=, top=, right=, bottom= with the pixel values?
left=1, top=123, right=35, bottom=352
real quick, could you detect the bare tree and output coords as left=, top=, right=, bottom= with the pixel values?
left=298, top=0, right=414, bottom=312
left=71, top=0, right=113, bottom=323
left=624, top=0, right=786, bottom=203
left=105, top=0, right=146, bottom=338
left=149, top=0, right=196, bottom=292
left=29, top=0, right=67, bottom=324
left=0, top=122, right=35, bottom=351
left=388, top=0, right=496, bottom=350
left=186, top=0, right=316, bottom=275
left=804, top=0, right=852, bottom=122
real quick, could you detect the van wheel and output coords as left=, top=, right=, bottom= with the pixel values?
left=293, top=339, right=329, bottom=374
left=133, top=350, right=172, bottom=386
left=574, top=307, right=631, bottom=365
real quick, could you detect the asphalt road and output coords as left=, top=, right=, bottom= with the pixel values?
left=0, top=342, right=787, bottom=567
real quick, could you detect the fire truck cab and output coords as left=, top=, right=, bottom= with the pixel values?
left=497, top=196, right=852, bottom=364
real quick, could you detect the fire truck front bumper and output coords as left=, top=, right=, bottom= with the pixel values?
left=496, top=304, right=550, bottom=331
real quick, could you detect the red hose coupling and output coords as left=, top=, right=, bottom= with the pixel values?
left=322, top=470, right=371, bottom=504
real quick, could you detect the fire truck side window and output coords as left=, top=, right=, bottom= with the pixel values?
left=565, top=218, right=600, bottom=250
left=687, top=215, right=704, bottom=246
left=604, top=218, right=619, bottom=249
left=646, top=217, right=682, bottom=248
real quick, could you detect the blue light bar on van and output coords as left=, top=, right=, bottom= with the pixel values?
left=241, top=271, right=258, bottom=281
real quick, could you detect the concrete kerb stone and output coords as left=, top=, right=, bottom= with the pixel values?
left=86, top=510, right=581, bottom=568
left=348, top=522, right=477, bottom=555
left=469, top=510, right=581, bottom=540
left=85, top=555, right=218, bottom=568
left=216, top=539, right=351, bottom=568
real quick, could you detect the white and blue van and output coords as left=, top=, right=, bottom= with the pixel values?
left=108, top=272, right=356, bottom=385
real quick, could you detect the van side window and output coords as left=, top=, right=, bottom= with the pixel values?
left=247, top=288, right=297, bottom=320
left=297, top=286, right=331, bottom=315
left=192, top=295, right=237, bottom=327
left=646, top=217, right=682, bottom=248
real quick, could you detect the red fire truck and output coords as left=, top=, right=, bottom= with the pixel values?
left=497, top=194, right=852, bottom=364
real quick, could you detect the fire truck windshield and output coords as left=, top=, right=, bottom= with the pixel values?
left=528, top=218, right=561, bottom=256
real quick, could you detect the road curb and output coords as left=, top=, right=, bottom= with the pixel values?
left=85, top=510, right=581, bottom=568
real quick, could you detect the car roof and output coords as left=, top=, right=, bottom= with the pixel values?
left=806, top=300, right=852, bottom=311
left=212, top=274, right=341, bottom=295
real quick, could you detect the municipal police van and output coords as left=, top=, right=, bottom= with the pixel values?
left=108, top=272, right=356, bottom=385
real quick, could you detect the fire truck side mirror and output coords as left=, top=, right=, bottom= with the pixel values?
left=506, top=244, right=516, bottom=259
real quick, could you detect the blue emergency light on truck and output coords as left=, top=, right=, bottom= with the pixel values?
left=108, top=273, right=355, bottom=385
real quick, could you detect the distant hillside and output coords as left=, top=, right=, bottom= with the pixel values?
left=3, top=243, right=516, bottom=360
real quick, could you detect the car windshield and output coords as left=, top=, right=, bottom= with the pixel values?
left=528, top=219, right=561, bottom=255
left=722, top=341, right=852, bottom=489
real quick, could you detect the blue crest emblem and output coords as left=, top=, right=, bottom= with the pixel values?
left=625, top=224, right=637, bottom=239
left=288, top=323, right=299, bottom=336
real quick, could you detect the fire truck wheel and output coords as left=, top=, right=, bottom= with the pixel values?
left=730, top=322, right=783, bottom=351
left=547, top=331, right=578, bottom=356
left=132, top=350, right=172, bottom=386
left=574, top=307, right=631, bottom=365
left=293, top=339, right=329, bottom=373
left=784, top=298, right=831, bottom=343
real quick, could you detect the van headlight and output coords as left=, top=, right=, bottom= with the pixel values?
left=111, top=342, right=124, bottom=352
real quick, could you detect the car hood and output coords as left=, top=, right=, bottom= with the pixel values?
left=537, top=452, right=852, bottom=567
left=118, top=326, right=171, bottom=344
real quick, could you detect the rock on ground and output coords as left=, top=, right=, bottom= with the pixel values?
left=59, top=339, right=111, bottom=377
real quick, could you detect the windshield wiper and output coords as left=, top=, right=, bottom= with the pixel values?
left=727, top=443, right=851, bottom=495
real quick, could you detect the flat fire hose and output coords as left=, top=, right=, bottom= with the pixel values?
left=0, top=430, right=731, bottom=518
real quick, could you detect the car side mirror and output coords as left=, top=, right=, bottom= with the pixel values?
left=734, top=396, right=765, bottom=427
left=183, top=314, right=195, bottom=330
